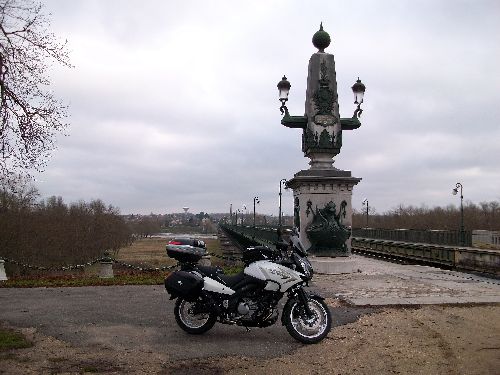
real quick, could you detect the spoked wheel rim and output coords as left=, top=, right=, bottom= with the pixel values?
left=290, top=299, right=329, bottom=339
left=178, top=299, right=211, bottom=329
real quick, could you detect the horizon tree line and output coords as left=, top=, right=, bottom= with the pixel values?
left=352, top=201, right=500, bottom=231
left=2, top=174, right=499, bottom=270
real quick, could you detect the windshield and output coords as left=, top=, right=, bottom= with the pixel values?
left=291, top=234, right=308, bottom=257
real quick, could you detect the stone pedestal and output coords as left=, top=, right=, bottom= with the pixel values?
left=287, top=168, right=361, bottom=256
left=0, top=259, right=7, bottom=281
left=99, top=261, right=114, bottom=279
left=309, top=256, right=361, bottom=274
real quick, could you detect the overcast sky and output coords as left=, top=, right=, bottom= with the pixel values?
left=34, top=0, right=500, bottom=216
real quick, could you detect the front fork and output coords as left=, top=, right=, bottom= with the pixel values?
left=284, top=285, right=325, bottom=321
left=297, top=287, right=314, bottom=316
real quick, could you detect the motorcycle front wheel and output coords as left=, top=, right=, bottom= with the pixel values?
left=174, top=297, right=216, bottom=334
left=283, top=296, right=331, bottom=344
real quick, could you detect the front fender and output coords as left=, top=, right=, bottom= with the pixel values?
left=307, top=292, right=325, bottom=301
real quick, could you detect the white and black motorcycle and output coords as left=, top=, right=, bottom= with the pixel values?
left=164, top=230, right=331, bottom=344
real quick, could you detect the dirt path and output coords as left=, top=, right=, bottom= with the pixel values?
left=1, top=304, right=499, bottom=374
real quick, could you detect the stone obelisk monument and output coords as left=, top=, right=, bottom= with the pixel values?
left=278, top=24, right=365, bottom=262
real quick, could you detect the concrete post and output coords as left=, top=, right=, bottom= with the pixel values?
left=99, top=261, right=114, bottom=278
left=0, top=259, right=7, bottom=281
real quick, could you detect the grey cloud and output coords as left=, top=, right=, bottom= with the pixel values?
left=34, top=0, right=500, bottom=216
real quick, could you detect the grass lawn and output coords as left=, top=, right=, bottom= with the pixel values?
left=0, top=272, right=168, bottom=288
left=0, top=327, right=32, bottom=351
left=116, top=236, right=224, bottom=267
left=116, top=237, right=175, bottom=267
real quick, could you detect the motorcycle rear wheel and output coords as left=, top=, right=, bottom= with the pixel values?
left=283, top=296, right=331, bottom=344
left=174, top=298, right=216, bottom=334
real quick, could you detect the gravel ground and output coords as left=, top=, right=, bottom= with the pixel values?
left=2, top=254, right=499, bottom=374
left=1, top=303, right=499, bottom=375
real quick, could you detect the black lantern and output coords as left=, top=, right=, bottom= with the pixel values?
left=277, top=75, right=291, bottom=100
left=351, top=77, right=366, bottom=118
left=277, top=76, right=291, bottom=115
left=351, top=77, right=366, bottom=104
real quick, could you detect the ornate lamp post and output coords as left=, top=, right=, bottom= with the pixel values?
left=277, top=24, right=367, bottom=170
left=278, top=179, right=287, bottom=229
left=277, top=23, right=365, bottom=256
left=452, top=182, right=465, bottom=246
left=362, top=198, right=369, bottom=228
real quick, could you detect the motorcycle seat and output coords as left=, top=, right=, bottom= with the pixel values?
left=197, top=265, right=224, bottom=279
left=217, top=272, right=245, bottom=288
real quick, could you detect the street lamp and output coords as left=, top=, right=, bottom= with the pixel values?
left=452, top=182, right=465, bottom=246
left=277, top=76, right=291, bottom=116
left=242, top=204, right=247, bottom=225
left=278, top=178, right=287, bottom=229
left=236, top=209, right=242, bottom=226
left=253, top=196, right=260, bottom=229
left=352, top=77, right=366, bottom=118
left=362, top=198, right=369, bottom=228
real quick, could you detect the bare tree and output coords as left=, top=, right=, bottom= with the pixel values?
left=0, top=0, right=71, bottom=178
left=0, top=172, right=38, bottom=210
left=0, top=188, right=132, bottom=270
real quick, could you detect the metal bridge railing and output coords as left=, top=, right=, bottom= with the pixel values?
left=219, top=224, right=292, bottom=250
left=352, top=228, right=472, bottom=247
left=218, top=225, right=498, bottom=276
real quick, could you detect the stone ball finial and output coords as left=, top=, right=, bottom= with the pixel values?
left=312, top=22, right=331, bottom=52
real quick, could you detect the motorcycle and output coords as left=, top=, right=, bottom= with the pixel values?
left=164, top=229, right=331, bottom=344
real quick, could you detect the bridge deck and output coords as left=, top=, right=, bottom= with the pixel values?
left=310, top=254, right=500, bottom=306
left=352, top=237, right=500, bottom=275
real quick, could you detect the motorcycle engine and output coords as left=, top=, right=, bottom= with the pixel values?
left=237, top=298, right=259, bottom=319
left=237, top=301, right=250, bottom=315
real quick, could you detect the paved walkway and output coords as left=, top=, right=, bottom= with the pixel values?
left=311, top=255, right=500, bottom=306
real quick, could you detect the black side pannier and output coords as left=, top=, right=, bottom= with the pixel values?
left=164, top=271, right=203, bottom=301
left=242, top=246, right=278, bottom=266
